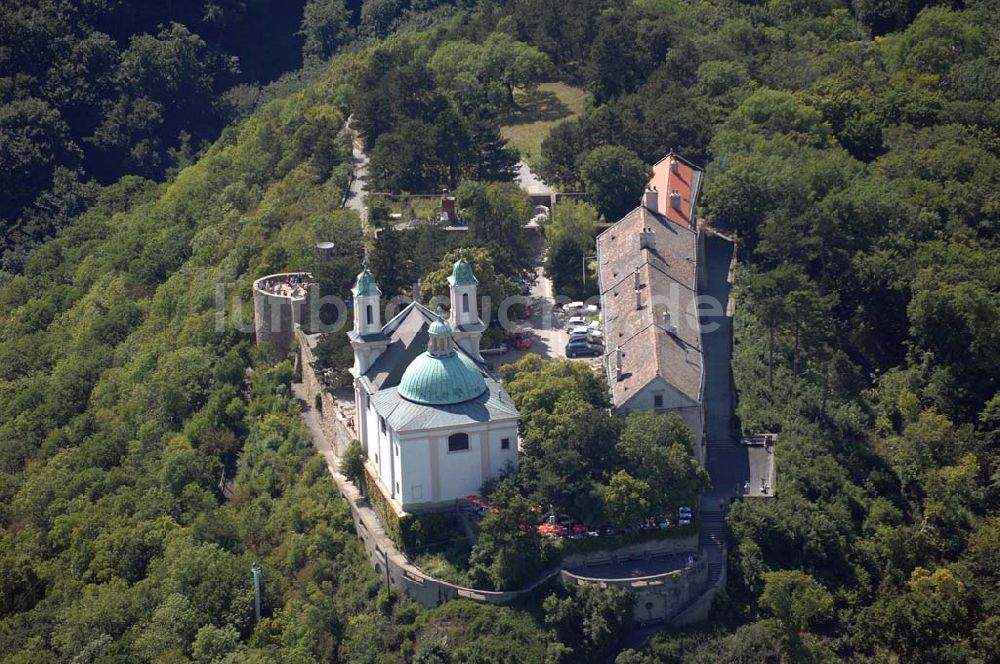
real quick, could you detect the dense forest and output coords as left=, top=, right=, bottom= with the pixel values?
left=1, top=0, right=998, bottom=662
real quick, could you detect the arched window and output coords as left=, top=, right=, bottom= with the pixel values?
left=462, top=292, right=469, bottom=314
left=448, top=432, right=469, bottom=452
left=366, top=304, right=373, bottom=326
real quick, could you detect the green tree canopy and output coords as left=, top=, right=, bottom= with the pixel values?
left=580, top=145, right=649, bottom=221
left=454, top=181, right=533, bottom=276
left=758, top=570, right=834, bottom=636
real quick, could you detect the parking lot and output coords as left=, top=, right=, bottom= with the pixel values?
left=481, top=265, right=604, bottom=373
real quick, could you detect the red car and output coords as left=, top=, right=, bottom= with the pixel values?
left=512, top=331, right=533, bottom=350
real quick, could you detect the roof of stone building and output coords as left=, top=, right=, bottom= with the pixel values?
left=370, top=380, right=519, bottom=432
left=362, top=301, right=441, bottom=391
left=597, top=165, right=704, bottom=409
left=397, top=319, right=488, bottom=405
left=362, top=302, right=517, bottom=418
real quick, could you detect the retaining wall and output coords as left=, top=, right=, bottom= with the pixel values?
left=671, top=546, right=727, bottom=626
left=562, top=561, right=708, bottom=624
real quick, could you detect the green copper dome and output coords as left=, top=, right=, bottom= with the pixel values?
left=449, top=252, right=478, bottom=286
left=353, top=267, right=381, bottom=297
left=398, top=319, right=487, bottom=405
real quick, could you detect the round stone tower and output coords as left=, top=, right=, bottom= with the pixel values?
left=252, top=272, right=313, bottom=359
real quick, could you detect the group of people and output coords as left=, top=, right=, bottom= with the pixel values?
left=259, top=274, right=309, bottom=299
left=740, top=479, right=771, bottom=495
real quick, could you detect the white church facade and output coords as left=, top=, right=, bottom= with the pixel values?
left=348, top=254, right=520, bottom=514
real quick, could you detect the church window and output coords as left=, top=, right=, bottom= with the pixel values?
left=501, top=438, right=510, bottom=450
left=448, top=433, right=469, bottom=452
left=654, top=393, right=664, bottom=408
left=366, top=304, right=373, bottom=325
left=380, top=416, right=386, bottom=433
left=462, top=292, right=470, bottom=313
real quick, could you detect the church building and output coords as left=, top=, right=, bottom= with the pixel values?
left=348, top=255, right=520, bottom=514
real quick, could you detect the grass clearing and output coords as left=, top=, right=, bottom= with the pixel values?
left=501, top=82, right=588, bottom=166
left=415, top=547, right=474, bottom=587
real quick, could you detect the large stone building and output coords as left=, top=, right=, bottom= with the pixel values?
left=596, top=153, right=707, bottom=462
left=348, top=255, right=520, bottom=513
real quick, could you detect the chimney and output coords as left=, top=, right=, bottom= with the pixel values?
left=633, top=268, right=640, bottom=290
left=670, top=191, right=682, bottom=211
left=615, top=346, right=623, bottom=379
left=635, top=288, right=642, bottom=310
left=671, top=158, right=680, bottom=175
left=412, top=279, right=422, bottom=303
left=644, top=189, right=658, bottom=213
left=639, top=227, right=656, bottom=251
left=663, top=310, right=678, bottom=335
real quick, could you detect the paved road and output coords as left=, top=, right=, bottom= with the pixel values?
left=482, top=264, right=603, bottom=373
left=344, top=118, right=369, bottom=230
left=699, top=234, right=775, bottom=502
left=700, top=235, right=747, bottom=502
left=516, top=161, right=552, bottom=196
left=694, top=234, right=743, bottom=605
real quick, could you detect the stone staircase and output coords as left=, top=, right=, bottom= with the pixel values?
left=699, top=509, right=727, bottom=586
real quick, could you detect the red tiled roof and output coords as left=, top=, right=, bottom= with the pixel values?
left=647, top=153, right=702, bottom=230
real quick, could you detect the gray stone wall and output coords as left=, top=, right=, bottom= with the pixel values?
left=561, top=547, right=709, bottom=624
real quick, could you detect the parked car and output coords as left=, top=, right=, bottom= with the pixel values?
left=582, top=304, right=599, bottom=315
left=511, top=330, right=533, bottom=350
left=565, top=316, right=586, bottom=331
left=563, top=301, right=585, bottom=314
left=678, top=506, right=693, bottom=526
left=566, top=338, right=602, bottom=357
left=568, top=325, right=590, bottom=337
left=480, top=342, right=509, bottom=356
